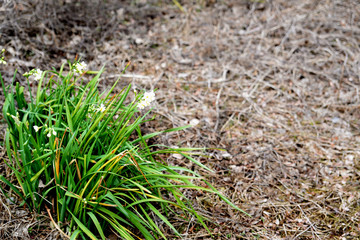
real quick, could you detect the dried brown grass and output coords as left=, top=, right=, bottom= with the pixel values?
left=1, top=0, right=360, bottom=239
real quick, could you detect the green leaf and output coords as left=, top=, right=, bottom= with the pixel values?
left=147, top=203, right=181, bottom=236
left=29, top=166, right=47, bottom=182
left=107, top=192, right=154, bottom=240
left=203, top=180, right=251, bottom=217
left=65, top=99, right=74, bottom=133
left=0, top=175, right=25, bottom=200
left=68, top=211, right=98, bottom=240
left=70, top=229, right=81, bottom=240
left=88, top=212, right=106, bottom=240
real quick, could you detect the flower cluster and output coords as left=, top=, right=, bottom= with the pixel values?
left=138, top=91, right=155, bottom=110
left=73, top=61, right=87, bottom=75
left=23, top=69, right=43, bottom=81
left=33, top=124, right=56, bottom=138
left=87, top=103, right=106, bottom=119
left=33, top=69, right=43, bottom=81
left=0, top=49, right=6, bottom=65
left=46, top=127, right=56, bottom=138
left=97, top=103, right=106, bottom=113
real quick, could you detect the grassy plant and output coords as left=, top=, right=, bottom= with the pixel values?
left=0, top=60, right=248, bottom=239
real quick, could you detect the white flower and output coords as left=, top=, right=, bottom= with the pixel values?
left=33, top=125, right=40, bottom=132
left=138, top=91, right=155, bottom=110
left=97, top=103, right=106, bottom=113
left=33, top=69, right=43, bottom=81
left=138, top=101, right=146, bottom=110
left=23, top=68, right=43, bottom=80
left=46, top=127, right=56, bottom=138
left=143, top=91, right=155, bottom=102
left=73, top=61, right=87, bottom=75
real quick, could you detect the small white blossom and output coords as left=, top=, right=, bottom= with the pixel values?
left=33, top=125, right=40, bottom=132
left=73, top=61, right=87, bottom=75
left=138, top=91, right=155, bottom=110
left=138, top=101, right=146, bottom=110
left=46, top=127, right=56, bottom=138
left=24, top=69, right=43, bottom=80
left=143, top=91, right=155, bottom=102
left=133, top=86, right=138, bottom=95
left=33, top=69, right=43, bottom=81
left=97, top=103, right=106, bottom=113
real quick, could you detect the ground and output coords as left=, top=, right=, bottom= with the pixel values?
left=0, top=0, right=360, bottom=239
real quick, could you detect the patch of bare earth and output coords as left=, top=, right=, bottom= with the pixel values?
left=1, top=0, right=360, bottom=239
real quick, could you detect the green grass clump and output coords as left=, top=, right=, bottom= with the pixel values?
left=0, top=60, right=246, bottom=239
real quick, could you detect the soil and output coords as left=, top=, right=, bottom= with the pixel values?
left=1, top=0, right=360, bottom=239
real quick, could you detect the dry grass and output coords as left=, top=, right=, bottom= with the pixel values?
left=1, top=0, right=360, bottom=239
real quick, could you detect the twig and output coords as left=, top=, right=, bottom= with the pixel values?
left=45, top=206, right=70, bottom=239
